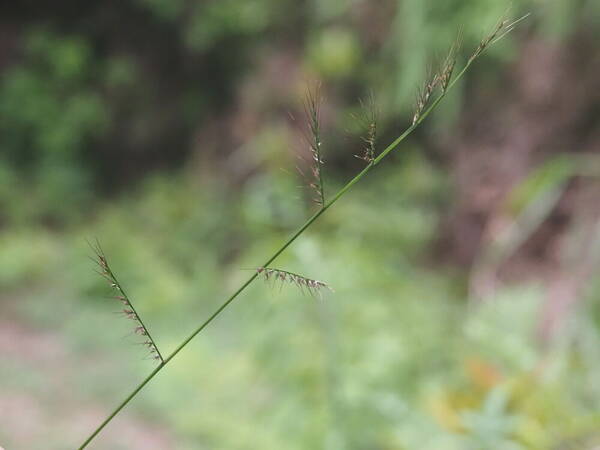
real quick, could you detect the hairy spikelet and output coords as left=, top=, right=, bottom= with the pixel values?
left=412, top=70, right=440, bottom=126
left=88, top=239, right=164, bottom=363
left=256, top=267, right=333, bottom=298
left=303, top=84, right=326, bottom=207
left=354, top=93, right=378, bottom=163
left=411, top=11, right=528, bottom=127
left=412, top=37, right=461, bottom=125
left=439, top=37, right=461, bottom=92
left=469, top=12, right=531, bottom=63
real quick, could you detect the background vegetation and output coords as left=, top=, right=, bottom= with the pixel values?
left=1, top=0, right=599, bottom=448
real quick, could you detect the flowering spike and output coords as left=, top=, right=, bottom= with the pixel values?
left=412, top=68, right=440, bottom=126
left=302, top=84, right=326, bottom=207
left=354, top=92, right=378, bottom=164
left=440, top=35, right=462, bottom=92
left=470, top=12, right=530, bottom=63
left=256, top=267, right=333, bottom=299
left=87, top=239, right=164, bottom=364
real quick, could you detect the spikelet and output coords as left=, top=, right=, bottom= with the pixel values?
left=88, top=239, right=164, bottom=364
left=412, top=36, right=461, bottom=125
left=412, top=69, right=441, bottom=126
left=354, top=92, right=378, bottom=164
left=256, top=267, right=333, bottom=299
left=469, top=12, right=531, bottom=63
left=303, top=84, right=326, bottom=207
left=439, top=36, right=461, bottom=93
left=411, top=11, right=529, bottom=127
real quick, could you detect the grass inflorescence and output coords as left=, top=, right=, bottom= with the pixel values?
left=412, top=38, right=461, bottom=126
left=88, top=239, right=164, bottom=364
left=78, top=12, right=529, bottom=449
left=354, top=93, right=378, bottom=164
left=469, top=12, right=531, bottom=63
left=257, top=267, right=333, bottom=298
left=303, top=84, right=326, bottom=207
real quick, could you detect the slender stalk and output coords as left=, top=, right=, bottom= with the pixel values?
left=78, top=17, right=524, bottom=446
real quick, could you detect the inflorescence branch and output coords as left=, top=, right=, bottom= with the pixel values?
left=469, top=12, right=531, bottom=63
left=354, top=92, right=378, bottom=164
left=256, top=267, right=333, bottom=298
left=88, top=239, right=164, bottom=364
left=412, top=37, right=461, bottom=125
left=303, top=84, right=326, bottom=207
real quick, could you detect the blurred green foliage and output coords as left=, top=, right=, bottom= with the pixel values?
left=2, top=0, right=598, bottom=226
left=1, top=1, right=600, bottom=448
left=2, top=167, right=600, bottom=448
left=0, top=29, right=110, bottom=223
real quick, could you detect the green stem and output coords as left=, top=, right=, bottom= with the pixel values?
left=79, top=54, right=479, bottom=450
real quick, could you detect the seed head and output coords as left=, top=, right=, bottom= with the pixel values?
left=302, top=83, right=326, bottom=207
left=354, top=93, right=378, bottom=164
left=88, top=239, right=164, bottom=364
left=257, top=267, right=333, bottom=299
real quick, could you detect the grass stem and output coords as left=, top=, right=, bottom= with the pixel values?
left=78, top=15, right=527, bottom=446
